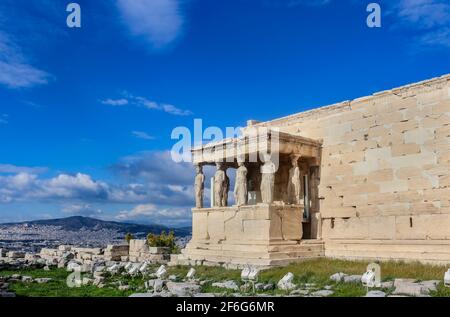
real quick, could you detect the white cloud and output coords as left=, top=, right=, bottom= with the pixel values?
left=0, top=32, right=51, bottom=89
left=132, top=131, right=155, bottom=140
left=115, top=203, right=189, bottom=221
left=0, top=164, right=47, bottom=174
left=0, top=151, right=198, bottom=225
left=161, top=103, right=193, bottom=116
left=392, top=0, right=450, bottom=48
left=0, top=114, right=8, bottom=124
left=101, top=98, right=129, bottom=106
left=62, top=204, right=103, bottom=217
left=116, top=0, right=184, bottom=49
left=396, top=0, right=450, bottom=29
left=418, top=27, right=450, bottom=47
left=0, top=151, right=196, bottom=208
left=101, top=93, right=192, bottom=116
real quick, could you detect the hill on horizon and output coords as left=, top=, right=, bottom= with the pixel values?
left=0, top=216, right=191, bottom=237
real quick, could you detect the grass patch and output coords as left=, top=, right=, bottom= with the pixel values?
left=1, top=258, right=449, bottom=297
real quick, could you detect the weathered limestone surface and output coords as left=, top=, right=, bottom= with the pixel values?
left=254, top=74, right=450, bottom=264
left=179, top=74, right=450, bottom=267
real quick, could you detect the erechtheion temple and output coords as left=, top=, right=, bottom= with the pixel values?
left=173, top=74, right=450, bottom=268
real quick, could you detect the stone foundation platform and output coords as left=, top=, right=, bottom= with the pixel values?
left=171, top=239, right=324, bottom=268
left=170, top=204, right=324, bottom=268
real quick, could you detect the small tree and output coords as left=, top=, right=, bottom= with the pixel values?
left=147, top=230, right=177, bottom=253
left=124, top=232, right=135, bottom=244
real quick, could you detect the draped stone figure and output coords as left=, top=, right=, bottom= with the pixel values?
left=260, top=156, right=276, bottom=204
left=287, top=156, right=301, bottom=205
left=194, top=164, right=205, bottom=208
left=222, top=172, right=230, bottom=207
left=234, top=162, right=248, bottom=206
left=214, top=163, right=229, bottom=207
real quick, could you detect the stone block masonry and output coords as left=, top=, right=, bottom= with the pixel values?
left=255, top=74, right=450, bottom=264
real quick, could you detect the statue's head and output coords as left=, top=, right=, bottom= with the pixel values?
left=237, top=161, right=245, bottom=167
left=196, top=164, right=203, bottom=173
left=215, top=162, right=223, bottom=170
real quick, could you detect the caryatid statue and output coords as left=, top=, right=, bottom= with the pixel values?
left=194, top=164, right=205, bottom=208
left=287, top=155, right=301, bottom=205
left=222, top=171, right=230, bottom=207
left=214, top=162, right=229, bottom=207
left=234, top=162, right=248, bottom=206
left=260, top=154, right=276, bottom=204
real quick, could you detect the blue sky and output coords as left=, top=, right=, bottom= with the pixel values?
left=0, top=0, right=449, bottom=226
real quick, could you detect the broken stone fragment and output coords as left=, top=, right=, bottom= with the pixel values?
left=277, top=272, right=296, bottom=291
left=21, top=276, right=33, bottom=283
left=153, top=279, right=165, bottom=292
left=330, top=272, right=347, bottom=282
left=211, top=280, right=239, bottom=291
left=310, top=290, right=334, bottom=297
left=393, top=279, right=440, bottom=296
left=155, top=265, right=167, bottom=279
left=343, top=275, right=362, bottom=283
left=186, top=268, right=196, bottom=280
left=365, top=290, right=386, bottom=297
left=166, top=282, right=201, bottom=297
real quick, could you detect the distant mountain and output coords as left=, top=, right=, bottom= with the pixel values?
left=0, top=216, right=191, bottom=237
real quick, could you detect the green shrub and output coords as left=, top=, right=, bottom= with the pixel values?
left=124, top=232, right=135, bottom=244
left=147, top=230, right=177, bottom=253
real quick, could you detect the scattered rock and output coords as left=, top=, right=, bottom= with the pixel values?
left=264, top=283, right=275, bottom=291
left=153, top=279, right=165, bottom=292
left=212, top=280, right=239, bottom=291
left=166, top=282, right=201, bottom=297
left=277, top=272, right=296, bottom=291
left=310, top=290, right=334, bottom=297
left=255, top=283, right=265, bottom=291
left=194, top=293, right=216, bottom=297
left=365, top=290, right=386, bottom=297
left=118, top=285, right=130, bottom=291
left=330, top=272, right=347, bottom=282
left=67, top=262, right=81, bottom=272
left=35, top=278, right=52, bottom=284
left=392, top=278, right=439, bottom=296
left=290, top=289, right=309, bottom=296
left=343, top=275, right=362, bottom=283
left=380, top=281, right=394, bottom=289
left=82, top=277, right=94, bottom=285
left=21, top=276, right=33, bottom=283
left=145, top=279, right=156, bottom=290
left=129, top=293, right=156, bottom=297
left=168, top=275, right=177, bottom=281
left=93, top=277, right=105, bottom=286
left=155, top=265, right=168, bottom=279
left=420, top=280, right=440, bottom=293
left=186, top=268, right=196, bottom=280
